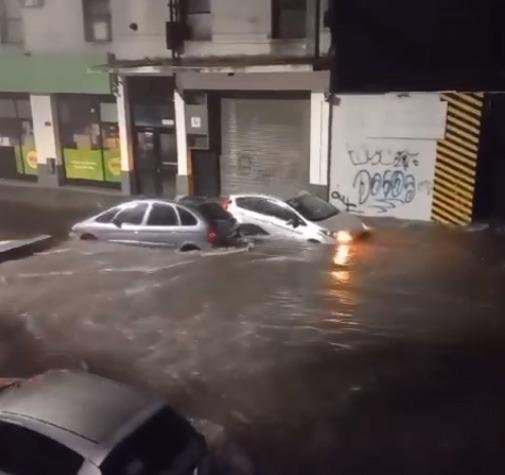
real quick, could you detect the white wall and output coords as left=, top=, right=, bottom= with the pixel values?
left=110, top=0, right=171, bottom=60
left=329, top=94, right=447, bottom=221
left=21, top=0, right=170, bottom=57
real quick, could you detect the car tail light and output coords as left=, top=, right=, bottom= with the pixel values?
left=208, top=226, right=218, bottom=246
left=221, top=198, right=232, bottom=210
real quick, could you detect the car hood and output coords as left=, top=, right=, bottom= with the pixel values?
left=316, top=212, right=364, bottom=233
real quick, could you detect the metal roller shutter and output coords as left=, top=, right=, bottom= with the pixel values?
left=220, top=94, right=310, bottom=198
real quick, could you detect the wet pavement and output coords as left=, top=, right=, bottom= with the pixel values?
left=1, top=200, right=505, bottom=474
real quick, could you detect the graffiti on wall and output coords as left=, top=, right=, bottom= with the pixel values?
left=330, top=141, right=437, bottom=219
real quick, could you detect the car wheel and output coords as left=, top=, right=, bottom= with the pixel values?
left=180, top=244, right=201, bottom=252
left=81, top=234, right=97, bottom=241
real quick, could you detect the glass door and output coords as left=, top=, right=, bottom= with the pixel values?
left=134, top=128, right=177, bottom=197
left=159, top=131, right=177, bottom=198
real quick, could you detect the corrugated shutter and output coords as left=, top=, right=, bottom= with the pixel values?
left=220, top=95, right=310, bottom=198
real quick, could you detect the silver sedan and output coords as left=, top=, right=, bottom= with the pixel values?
left=71, top=199, right=238, bottom=251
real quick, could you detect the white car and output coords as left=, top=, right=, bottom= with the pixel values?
left=225, top=193, right=369, bottom=244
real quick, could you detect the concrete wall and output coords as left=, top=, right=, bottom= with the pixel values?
left=329, top=94, right=448, bottom=221
left=18, top=0, right=329, bottom=60
left=22, top=0, right=105, bottom=54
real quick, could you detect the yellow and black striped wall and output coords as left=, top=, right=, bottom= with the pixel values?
left=431, top=92, right=485, bottom=225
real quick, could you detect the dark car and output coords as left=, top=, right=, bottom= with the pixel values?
left=178, top=197, right=239, bottom=246
left=0, top=370, right=207, bottom=475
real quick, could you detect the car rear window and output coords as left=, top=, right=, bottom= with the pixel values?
left=178, top=207, right=198, bottom=226
left=197, top=203, right=231, bottom=221
left=100, top=408, right=196, bottom=475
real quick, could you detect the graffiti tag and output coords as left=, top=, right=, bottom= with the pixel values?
left=352, top=169, right=416, bottom=214
left=348, top=148, right=420, bottom=170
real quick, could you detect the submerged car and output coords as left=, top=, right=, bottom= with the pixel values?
left=225, top=193, right=369, bottom=244
left=71, top=199, right=238, bottom=251
left=0, top=370, right=207, bottom=475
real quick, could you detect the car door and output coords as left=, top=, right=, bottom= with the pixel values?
left=142, top=202, right=180, bottom=247
left=109, top=202, right=150, bottom=243
left=85, top=206, right=122, bottom=240
left=175, top=205, right=203, bottom=248
left=234, top=197, right=279, bottom=235
left=258, top=199, right=307, bottom=240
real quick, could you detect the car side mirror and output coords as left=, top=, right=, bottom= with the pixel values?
left=112, top=218, right=122, bottom=228
left=287, top=218, right=300, bottom=228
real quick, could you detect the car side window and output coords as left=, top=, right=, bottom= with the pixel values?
left=259, top=200, right=300, bottom=222
left=95, top=207, right=120, bottom=223
left=0, top=421, right=83, bottom=475
left=114, top=203, right=149, bottom=226
left=177, top=207, right=198, bottom=226
left=147, top=204, right=178, bottom=226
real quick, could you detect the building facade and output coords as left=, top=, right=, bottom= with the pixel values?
left=0, top=0, right=332, bottom=201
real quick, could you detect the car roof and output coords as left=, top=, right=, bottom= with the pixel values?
left=0, top=370, right=163, bottom=462
left=230, top=193, right=282, bottom=200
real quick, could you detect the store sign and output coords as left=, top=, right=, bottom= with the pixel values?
left=104, top=150, right=121, bottom=183
left=15, top=147, right=38, bottom=176
left=64, top=148, right=121, bottom=183
left=64, top=149, right=104, bottom=181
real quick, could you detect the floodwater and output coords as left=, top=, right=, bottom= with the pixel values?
left=1, top=201, right=505, bottom=474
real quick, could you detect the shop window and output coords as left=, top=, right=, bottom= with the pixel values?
left=272, top=0, right=307, bottom=39
left=186, top=0, right=211, bottom=41
left=82, top=0, right=111, bottom=42
left=58, top=95, right=120, bottom=185
left=0, top=0, right=24, bottom=45
left=0, top=96, right=36, bottom=179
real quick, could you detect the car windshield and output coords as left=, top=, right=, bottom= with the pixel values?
left=101, top=408, right=197, bottom=475
left=286, top=194, right=340, bottom=222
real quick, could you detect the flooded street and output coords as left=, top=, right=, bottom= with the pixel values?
left=1, top=201, right=505, bottom=474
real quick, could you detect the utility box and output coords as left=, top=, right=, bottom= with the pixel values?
left=185, top=93, right=209, bottom=150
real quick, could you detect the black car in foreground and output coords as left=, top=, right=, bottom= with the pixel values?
left=0, top=370, right=207, bottom=475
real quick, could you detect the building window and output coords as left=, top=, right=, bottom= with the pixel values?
left=0, top=95, right=37, bottom=180
left=57, top=95, right=120, bottom=186
left=82, top=0, right=111, bottom=42
left=186, top=0, right=211, bottom=41
left=0, top=0, right=24, bottom=44
left=272, top=0, right=307, bottom=39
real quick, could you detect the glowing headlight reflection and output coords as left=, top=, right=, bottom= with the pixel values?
left=333, top=244, right=351, bottom=267
left=336, top=231, right=353, bottom=244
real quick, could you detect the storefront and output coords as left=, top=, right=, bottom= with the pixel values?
left=0, top=94, right=37, bottom=180
left=57, top=94, right=121, bottom=188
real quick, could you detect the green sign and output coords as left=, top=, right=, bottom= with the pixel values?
left=64, top=149, right=104, bottom=181
left=104, top=149, right=121, bottom=183
left=64, top=148, right=121, bottom=183
left=14, top=146, right=38, bottom=176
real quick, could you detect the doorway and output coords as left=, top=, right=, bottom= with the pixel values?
left=135, top=128, right=177, bottom=197
left=474, top=94, right=505, bottom=221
